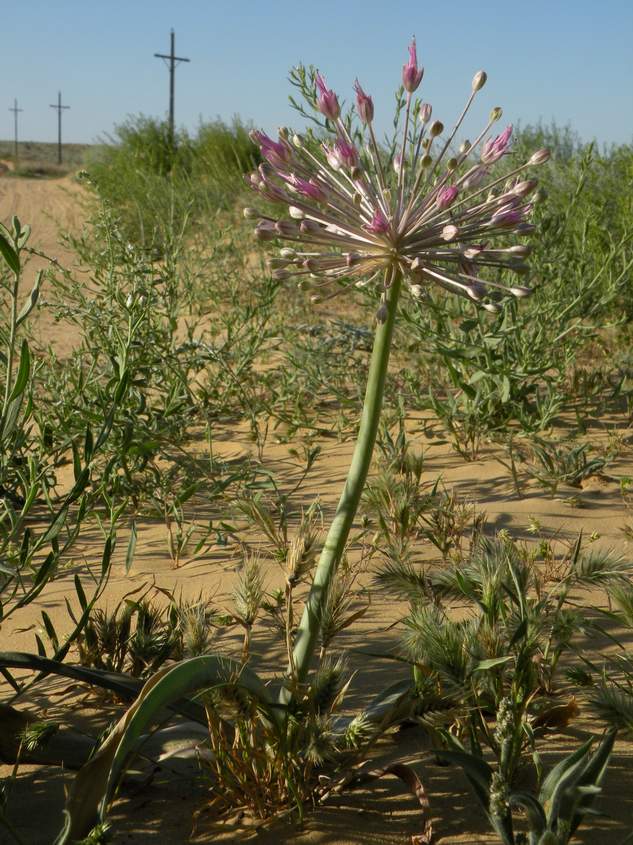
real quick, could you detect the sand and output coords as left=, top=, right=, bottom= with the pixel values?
left=1, top=172, right=632, bottom=844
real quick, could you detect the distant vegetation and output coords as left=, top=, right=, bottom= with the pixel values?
left=0, top=139, right=92, bottom=177
left=83, top=114, right=260, bottom=249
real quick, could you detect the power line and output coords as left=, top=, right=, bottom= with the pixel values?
left=154, top=29, right=190, bottom=145
left=9, top=99, right=23, bottom=161
left=49, top=91, right=70, bottom=165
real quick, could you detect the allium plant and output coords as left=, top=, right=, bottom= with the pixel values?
left=51, top=43, right=551, bottom=841
left=246, top=39, right=549, bottom=703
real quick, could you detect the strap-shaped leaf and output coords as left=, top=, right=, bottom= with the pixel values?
left=56, top=655, right=278, bottom=842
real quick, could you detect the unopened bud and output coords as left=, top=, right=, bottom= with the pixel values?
left=243, top=207, right=260, bottom=219
left=419, top=102, right=432, bottom=123
left=436, top=185, right=459, bottom=210
left=447, top=157, right=458, bottom=171
left=441, top=224, right=458, bottom=241
left=376, top=302, right=389, bottom=323
left=528, top=148, right=551, bottom=166
left=459, top=140, right=471, bottom=155
left=472, top=70, right=487, bottom=92
left=255, top=223, right=275, bottom=241
left=288, top=206, right=305, bottom=219
left=280, top=248, right=296, bottom=258
left=292, top=134, right=303, bottom=148
left=272, top=268, right=291, bottom=280
left=489, top=106, right=503, bottom=122
left=421, top=154, right=433, bottom=168
left=511, top=179, right=538, bottom=198
left=508, top=244, right=532, bottom=256
left=430, top=120, right=444, bottom=137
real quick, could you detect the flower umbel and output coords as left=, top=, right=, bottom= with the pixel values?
left=247, top=44, right=549, bottom=314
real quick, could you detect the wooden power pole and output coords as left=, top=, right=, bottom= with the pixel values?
left=49, top=91, right=70, bottom=165
left=9, top=99, right=23, bottom=161
left=154, top=29, right=190, bottom=145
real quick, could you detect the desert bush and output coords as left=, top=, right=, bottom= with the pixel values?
left=85, top=114, right=259, bottom=248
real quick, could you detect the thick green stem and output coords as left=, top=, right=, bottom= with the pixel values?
left=280, top=271, right=402, bottom=705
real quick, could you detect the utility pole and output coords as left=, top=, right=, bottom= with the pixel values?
left=49, top=91, right=70, bottom=165
left=154, top=29, right=190, bottom=146
left=8, top=99, right=23, bottom=161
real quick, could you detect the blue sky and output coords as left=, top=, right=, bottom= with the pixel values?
left=3, top=1, right=632, bottom=147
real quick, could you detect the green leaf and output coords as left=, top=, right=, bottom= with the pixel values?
left=473, top=655, right=514, bottom=672
left=0, top=229, right=19, bottom=274
left=58, top=656, right=277, bottom=842
left=16, top=270, right=43, bottom=326
left=125, top=523, right=137, bottom=575
left=7, top=339, right=30, bottom=403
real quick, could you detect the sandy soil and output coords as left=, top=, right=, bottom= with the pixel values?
left=1, top=173, right=633, bottom=844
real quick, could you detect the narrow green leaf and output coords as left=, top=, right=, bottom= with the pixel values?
left=0, top=229, right=19, bottom=274
left=125, top=523, right=137, bottom=575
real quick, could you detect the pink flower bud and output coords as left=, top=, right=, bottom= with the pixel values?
left=316, top=72, right=340, bottom=121
left=490, top=206, right=523, bottom=227
left=354, top=79, right=374, bottom=124
left=250, top=130, right=291, bottom=169
left=481, top=124, right=513, bottom=164
left=402, top=38, right=424, bottom=93
left=436, top=185, right=459, bottom=210
left=364, top=208, right=390, bottom=234
left=285, top=174, right=327, bottom=202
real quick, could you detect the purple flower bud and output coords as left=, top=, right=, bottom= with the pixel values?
left=250, top=130, right=291, bottom=169
left=275, top=220, right=298, bottom=237
left=481, top=124, right=513, bottom=164
left=364, top=208, right=390, bottom=234
left=436, top=185, right=459, bottom=210
left=354, top=79, right=374, bottom=124
left=490, top=206, right=524, bottom=227
left=286, top=174, right=327, bottom=202
left=402, top=38, right=424, bottom=93
left=316, top=72, right=340, bottom=121
left=255, top=221, right=276, bottom=241
left=323, top=138, right=358, bottom=170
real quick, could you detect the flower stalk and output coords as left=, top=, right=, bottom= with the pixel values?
left=280, top=269, right=402, bottom=703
